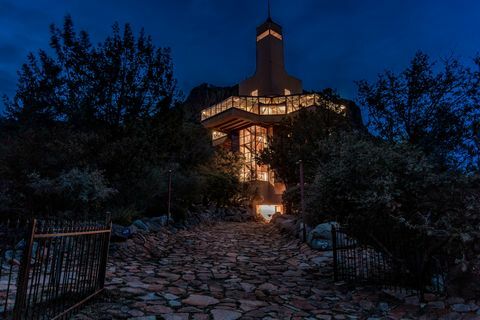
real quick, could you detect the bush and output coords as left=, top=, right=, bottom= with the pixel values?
left=305, top=132, right=480, bottom=296
left=111, top=207, right=142, bottom=226
left=27, top=168, right=117, bottom=217
left=306, top=133, right=480, bottom=232
left=197, top=149, right=242, bottom=207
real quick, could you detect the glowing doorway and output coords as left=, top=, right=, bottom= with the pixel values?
left=257, top=205, right=283, bottom=222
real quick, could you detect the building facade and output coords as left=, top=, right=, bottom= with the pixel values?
left=200, top=15, right=348, bottom=221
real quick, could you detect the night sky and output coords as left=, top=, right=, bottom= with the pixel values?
left=0, top=0, right=479, bottom=113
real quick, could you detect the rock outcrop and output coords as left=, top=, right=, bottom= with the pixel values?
left=180, top=83, right=238, bottom=122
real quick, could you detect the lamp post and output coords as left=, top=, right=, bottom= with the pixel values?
left=297, top=160, right=307, bottom=242
left=167, top=169, right=173, bottom=223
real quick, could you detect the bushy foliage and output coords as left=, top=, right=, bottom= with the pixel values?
left=304, top=132, right=480, bottom=295
left=358, top=51, right=480, bottom=172
left=259, top=92, right=360, bottom=188
left=198, top=149, right=243, bottom=207
left=27, top=168, right=116, bottom=216
left=0, top=16, right=242, bottom=220
left=259, top=52, right=480, bottom=295
left=306, top=133, right=480, bottom=230
left=5, top=16, right=176, bottom=126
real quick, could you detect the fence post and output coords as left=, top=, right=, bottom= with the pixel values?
left=98, top=221, right=112, bottom=290
left=13, top=219, right=36, bottom=319
left=332, top=225, right=338, bottom=282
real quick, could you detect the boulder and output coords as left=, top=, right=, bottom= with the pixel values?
left=132, top=219, right=149, bottom=231
left=307, top=222, right=339, bottom=251
left=111, top=224, right=132, bottom=242
left=146, top=216, right=168, bottom=231
left=3, top=249, right=21, bottom=265
left=271, top=214, right=298, bottom=236
left=309, top=239, right=332, bottom=250
left=308, top=222, right=338, bottom=241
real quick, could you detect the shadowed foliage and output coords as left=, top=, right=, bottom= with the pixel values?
left=0, top=16, right=241, bottom=220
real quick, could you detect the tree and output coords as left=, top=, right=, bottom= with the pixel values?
left=27, top=168, right=116, bottom=217
left=4, top=15, right=176, bottom=129
left=357, top=52, right=479, bottom=171
left=198, top=148, right=243, bottom=207
left=259, top=91, right=361, bottom=188
left=305, top=132, right=480, bottom=297
left=0, top=16, right=240, bottom=219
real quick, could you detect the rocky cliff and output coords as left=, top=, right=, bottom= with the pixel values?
left=180, top=83, right=238, bottom=122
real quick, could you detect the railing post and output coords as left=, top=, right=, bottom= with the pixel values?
left=332, top=225, right=338, bottom=282
left=98, top=221, right=112, bottom=290
left=13, top=219, right=36, bottom=319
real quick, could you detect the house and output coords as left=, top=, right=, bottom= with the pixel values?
left=200, top=11, right=356, bottom=221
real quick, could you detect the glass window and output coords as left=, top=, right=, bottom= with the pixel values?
left=256, top=30, right=270, bottom=42
left=270, top=30, right=283, bottom=41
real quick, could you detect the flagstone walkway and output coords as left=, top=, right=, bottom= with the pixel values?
left=73, top=221, right=470, bottom=320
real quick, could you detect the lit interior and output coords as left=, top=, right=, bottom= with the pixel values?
left=257, top=205, right=283, bottom=222
left=256, top=29, right=283, bottom=42
left=239, top=126, right=268, bottom=182
left=200, top=94, right=346, bottom=121
left=212, top=130, right=227, bottom=141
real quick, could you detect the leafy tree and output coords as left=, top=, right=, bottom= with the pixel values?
left=27, top=168, right=116, bottom=217
left=305, top=132, right=480, bottom=297
left=198, top=149, right=243, bottom=207
left=259, top=91, right=361, bottom=188
left=0, top=16, right=240, bottom=219
left=5, top=15, right=176, bottom=128
left=357, top=52, right=479, bottom=171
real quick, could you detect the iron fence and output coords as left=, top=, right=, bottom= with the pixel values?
left=1, top=220, right=28, bottom=318
left=332, top=225, right=447, bottom=297
left=1, top=218, right=111, bottom=320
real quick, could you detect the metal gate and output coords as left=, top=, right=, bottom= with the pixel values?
left=1, top=219, right=111, bottom=319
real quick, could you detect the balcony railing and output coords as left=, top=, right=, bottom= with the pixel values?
left=200, top=93, right=346, bottom=121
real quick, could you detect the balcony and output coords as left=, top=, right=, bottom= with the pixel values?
left=200, top=93, right=346, bottom=122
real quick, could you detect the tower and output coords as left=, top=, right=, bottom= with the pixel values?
left=239, top=5, right=302, bottom=96
left=199, top=3, right=348, bottom=221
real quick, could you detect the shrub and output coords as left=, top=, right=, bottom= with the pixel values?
left=27, top=168, right=117, bottom=217
left=111, top=207, right=142, bottom=226
left=305, top=132, right=480, bottom=296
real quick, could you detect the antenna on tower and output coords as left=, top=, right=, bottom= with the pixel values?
left=267, top=0, right=271, bottom=19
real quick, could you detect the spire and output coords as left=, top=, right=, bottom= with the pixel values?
left=239, top=0, right=303, bottom=96
left=268, top=0, right=271, bottom=20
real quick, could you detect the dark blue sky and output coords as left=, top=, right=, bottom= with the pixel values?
left=0, top=0, right=479, bottom=111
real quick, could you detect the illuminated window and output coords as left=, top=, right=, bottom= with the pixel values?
left=212, top=130, right=227, bottom=141
left=239, top=126, right=268, bottom=182
left=256, top=30, right=270, bottom=42
left=269, top=30, right=283, bottom=40
left=256, top=29, right=283, bottom=42
left=260, top=105, right=286, bottom=115
left=201, top=93, right=347, bottom=121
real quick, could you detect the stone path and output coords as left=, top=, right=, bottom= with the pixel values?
left=74, top=222, right=479, bottom=320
